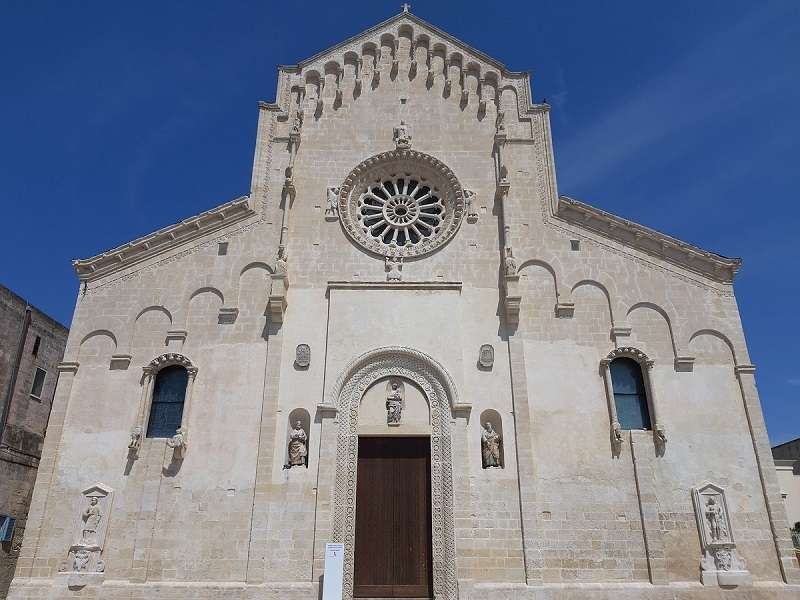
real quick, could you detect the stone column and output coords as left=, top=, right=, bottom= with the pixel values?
left=734, top=365, right=800, bottom=583
left=12, top=362, right=78, bottom=579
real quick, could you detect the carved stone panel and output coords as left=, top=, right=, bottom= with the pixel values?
left=478, top=344, right=494, bottom=369
left=385, top=378, right=405, bottom=425
left=692, top=482, right=751, bottom=587
left=295, top=343, right=311, bottom=368
left=59, top=483, right=114, bottom=577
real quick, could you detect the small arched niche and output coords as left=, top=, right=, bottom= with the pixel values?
left=358, top=376, right=429, bottom=436
left=479, top=409, right=504, bottom=469
left=285, top=408, right=311, bottom=469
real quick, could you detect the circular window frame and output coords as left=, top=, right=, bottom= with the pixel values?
left=337, top=149, right=466, bottom=258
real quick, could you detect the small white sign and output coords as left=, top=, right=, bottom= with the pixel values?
left=322, top=542, right=345, bottom=600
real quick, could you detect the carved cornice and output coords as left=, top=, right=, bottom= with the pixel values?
left=556, top=196, right=741, bottom=283
left=602, top=346, right=654, bottom=369
left=73, top=195, right=256, bottom=281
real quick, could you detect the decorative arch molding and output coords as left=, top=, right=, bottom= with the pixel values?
left=627, top=301, right=679, bottom=358
left=601, top=346, right=654, bottom=369
left=327, top=346, right=459, bottom=600
left=143, top=352, right=196, bottom=377
left=687, top=328, right=739, bottom=365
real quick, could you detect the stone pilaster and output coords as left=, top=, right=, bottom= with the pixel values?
left=735, top=365, right=800, bottom=583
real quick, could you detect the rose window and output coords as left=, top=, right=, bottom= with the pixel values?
left=338, top=150, right=466, bottom=258
left=358, top=176, right=445, bottom=248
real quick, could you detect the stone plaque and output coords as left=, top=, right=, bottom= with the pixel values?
left=295, top=344, right=311, bottom=368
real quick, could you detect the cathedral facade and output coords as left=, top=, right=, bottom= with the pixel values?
left=9, top=8, right=800, bottom=600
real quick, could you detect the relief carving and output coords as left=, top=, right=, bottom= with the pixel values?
left=385, top=379, right=405, bottom=425
left=295, top=343, right=311, bottom=368
left=503, top=246, right=517, bottom=276
left=385, top=256, right=403, bottom=281
left=478, top=344, right=494, bottom=369
left=481, top=422, right=502, bottom=468
left=464, top=189, right=478, bottom=223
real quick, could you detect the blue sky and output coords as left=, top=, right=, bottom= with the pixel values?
left=1, top=1, right=797, bottom=443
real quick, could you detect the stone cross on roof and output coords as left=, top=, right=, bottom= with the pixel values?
left=401, top=3, right=411, bottom=13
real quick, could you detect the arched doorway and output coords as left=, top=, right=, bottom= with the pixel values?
left=325, top=346, right=459, bottom=600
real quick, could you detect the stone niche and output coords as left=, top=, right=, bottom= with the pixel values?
left=358, top=376, right=430, bottom=435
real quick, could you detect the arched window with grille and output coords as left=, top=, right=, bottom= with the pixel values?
left=609, top=357, right=651, bottom=430
left=146, top=365, right=189, bottom=438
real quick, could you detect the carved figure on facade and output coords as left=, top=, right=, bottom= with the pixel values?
left=692, top=482, right=751, bottom=587
left=393, top=120, right=412, bottom=149
left=128, top=425, right=142, bottom=452
left=481, top=422, right=502, bottom=468
left=80, top=497, right=102, bottom=545
left=325, top=186, right=341, bottom=220
left=503, top=246, right=517, bottom=276
left=385, top=256, right=403, bottom=281
left=464, top=189, right=478, bottom=223
left=290, top=109, right=304, bottom=137
left=386, top=379, right=405, bottom=425
left=166, top=427, right=187, bottom=457
left=275, top=245, right=288, bottom=274
left=495, top=110, right=506, bottom=136
left=287, top=421, right=308, bottom=467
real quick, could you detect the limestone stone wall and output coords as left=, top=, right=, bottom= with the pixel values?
left=8, top=9, right=800, bottom=600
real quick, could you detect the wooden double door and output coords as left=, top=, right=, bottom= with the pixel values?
left=354, top=437, right=433, bottom=598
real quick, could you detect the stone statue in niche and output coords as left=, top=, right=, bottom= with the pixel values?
left=393, top=120, right=412, bottom=149
left=692, top=483, right=751, bottom=587
left=386, top=379, right=405, bottom=425
left=705, top=497, right=727, bottom=542
left=504, top=247, right=517, bottom=276
left=287, top=421, right=308, bottom=467
left=481, top=422, right=502, bottom=468
left=325, top=186, right=340, bottom=220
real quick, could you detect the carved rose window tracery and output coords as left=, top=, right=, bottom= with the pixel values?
left=338, top=150, right=465, bottom=258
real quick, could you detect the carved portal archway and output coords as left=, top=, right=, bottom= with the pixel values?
left=326, top=346, right=458, bottom=600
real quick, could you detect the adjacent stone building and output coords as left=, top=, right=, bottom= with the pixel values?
left=773, top=438, right=800, bottom=540
left=8, top=8, right=800, bottom=599
left=0, top=285, right=68, bottom=597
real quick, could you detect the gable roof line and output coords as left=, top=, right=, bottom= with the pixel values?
left=283, top=9, right=522, bottom=76
left=72, top=195, right=256, bottom=281
left=556, top=195, right=741, bottom=283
